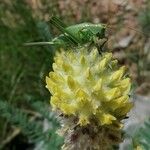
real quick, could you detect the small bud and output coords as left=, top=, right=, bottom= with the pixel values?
left=110, top=66, right=126, bottom=82
left=67, top=76, right=78, bottom=90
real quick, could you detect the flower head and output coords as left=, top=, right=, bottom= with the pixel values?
left=46, top=47, right=133, bottom=127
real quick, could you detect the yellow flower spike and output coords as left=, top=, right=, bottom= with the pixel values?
left=105, top=88, right=121, bottom=101
left=103, top=115, right=116, bottom=125
left=62, top=62, right=73, bottom=73
left=85, top=67, right=92, bottom=80
left=77, top=98, right=91, bottom=110
left=45, top=77, right=57, bottom=94
left=46, top=47, right=132, bottom=127
left=109, top=95, right=129, bottom=111
left=80, top=55, right=86, bottom=66
left=103, top=53, right=112, bottom=61
left=109, top=121, right=124, bottom=130
left=68, top=51, right=76, bottom=61
left=98, top=58, right=107, bottom=71
left=118, top=78, right=131, bottom=94
left=110, top=66, right=126, bottom=82
left=67, top=76, right=78, bottom=91
left=78, top=115, right=90, bottom=126
left=97, top=112, right=116, bottom=125
left=50, top=95, right=60, bottom=109
left=59, top=91, right=70, bottom=101
left=49, top=72, right=64, bottom=83
left=75, top=89, right=88, bottom=99
left=93, top=78, right=103, bottom=92
left=115, top=103, right=133, bottom=116
left=89, top=48, right=99, bottom=60
left=54, top=57, right=63, bottom=67
left=61, top=103, right=76, bottom=115
left=52, top=63, right=58, bottom=72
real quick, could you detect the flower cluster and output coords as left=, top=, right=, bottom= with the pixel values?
left=46, top=47, right=132, bottom=127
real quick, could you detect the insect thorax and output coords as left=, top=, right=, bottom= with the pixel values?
left=65, top=23, right=106, bottom=44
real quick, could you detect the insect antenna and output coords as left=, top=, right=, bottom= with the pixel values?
left=105, top=24, right=149, bottom=38
left=104, top=0, right=149, bottom=49
left=124, top=26, right=149, bottom=38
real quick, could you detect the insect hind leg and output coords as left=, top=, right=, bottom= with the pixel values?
left=92, top=36, right=108, bottom=54
left=24, top=41, right=56, bottom=46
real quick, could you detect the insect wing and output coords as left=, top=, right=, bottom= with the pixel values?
left=50, top=16, right=81, bottom=45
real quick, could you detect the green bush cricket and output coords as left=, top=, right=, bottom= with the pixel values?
left=25, top=16, right=108, bottom=53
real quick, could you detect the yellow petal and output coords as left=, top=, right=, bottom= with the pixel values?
left=98, top=58, right=107, bottom=71
left=54, top=57, right=63, bottom=67
left=46, top=77, right=56, bottom=93
left=110, top=66, right=126, bottom=82
left=61, top=103, right=76, bottom=115
left=104, top=53, right=112, bottom=61
left=118, top=78, right=131, bottom=94
left=105, top=88, right=121, bottom=101
left=85, top=67, right=92, bottom=80
left=62, top=62, right=73, bottom=73
left=78, top=115, right=90, bottom=126
left=49, top=72, right=64, bottom=83
left=50, top=95, right=60, bottom=108
left=93, top=78, right=103, bottom=92
left=99, top=113, right=116, bottom=125
left=67, top=76, right=78, bottom=90
left=76, top=89, right=88, bottom=99
left=80, top=55, right=86, bottom=65
left=90, top=48, right=99, bottom=60
left=115, top=102, right=133, bottom=116
left=109, top=95, right=129, bottom=110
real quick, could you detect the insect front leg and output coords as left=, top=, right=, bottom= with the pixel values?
left=93, top=36, right=108, bottom=54
left=99, top=37, right=108, bottom=51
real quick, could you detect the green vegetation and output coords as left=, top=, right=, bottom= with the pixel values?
left=133, top=117, right=150, bottom=150
left=0, top=0, right=58, bottom=149
left=0, top=0, right=150, bottom=149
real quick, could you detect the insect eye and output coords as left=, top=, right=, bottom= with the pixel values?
left=96, top=32, right=101, bottom=38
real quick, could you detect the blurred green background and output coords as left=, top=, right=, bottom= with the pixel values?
left=0, top=0, right=150, bottom=149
